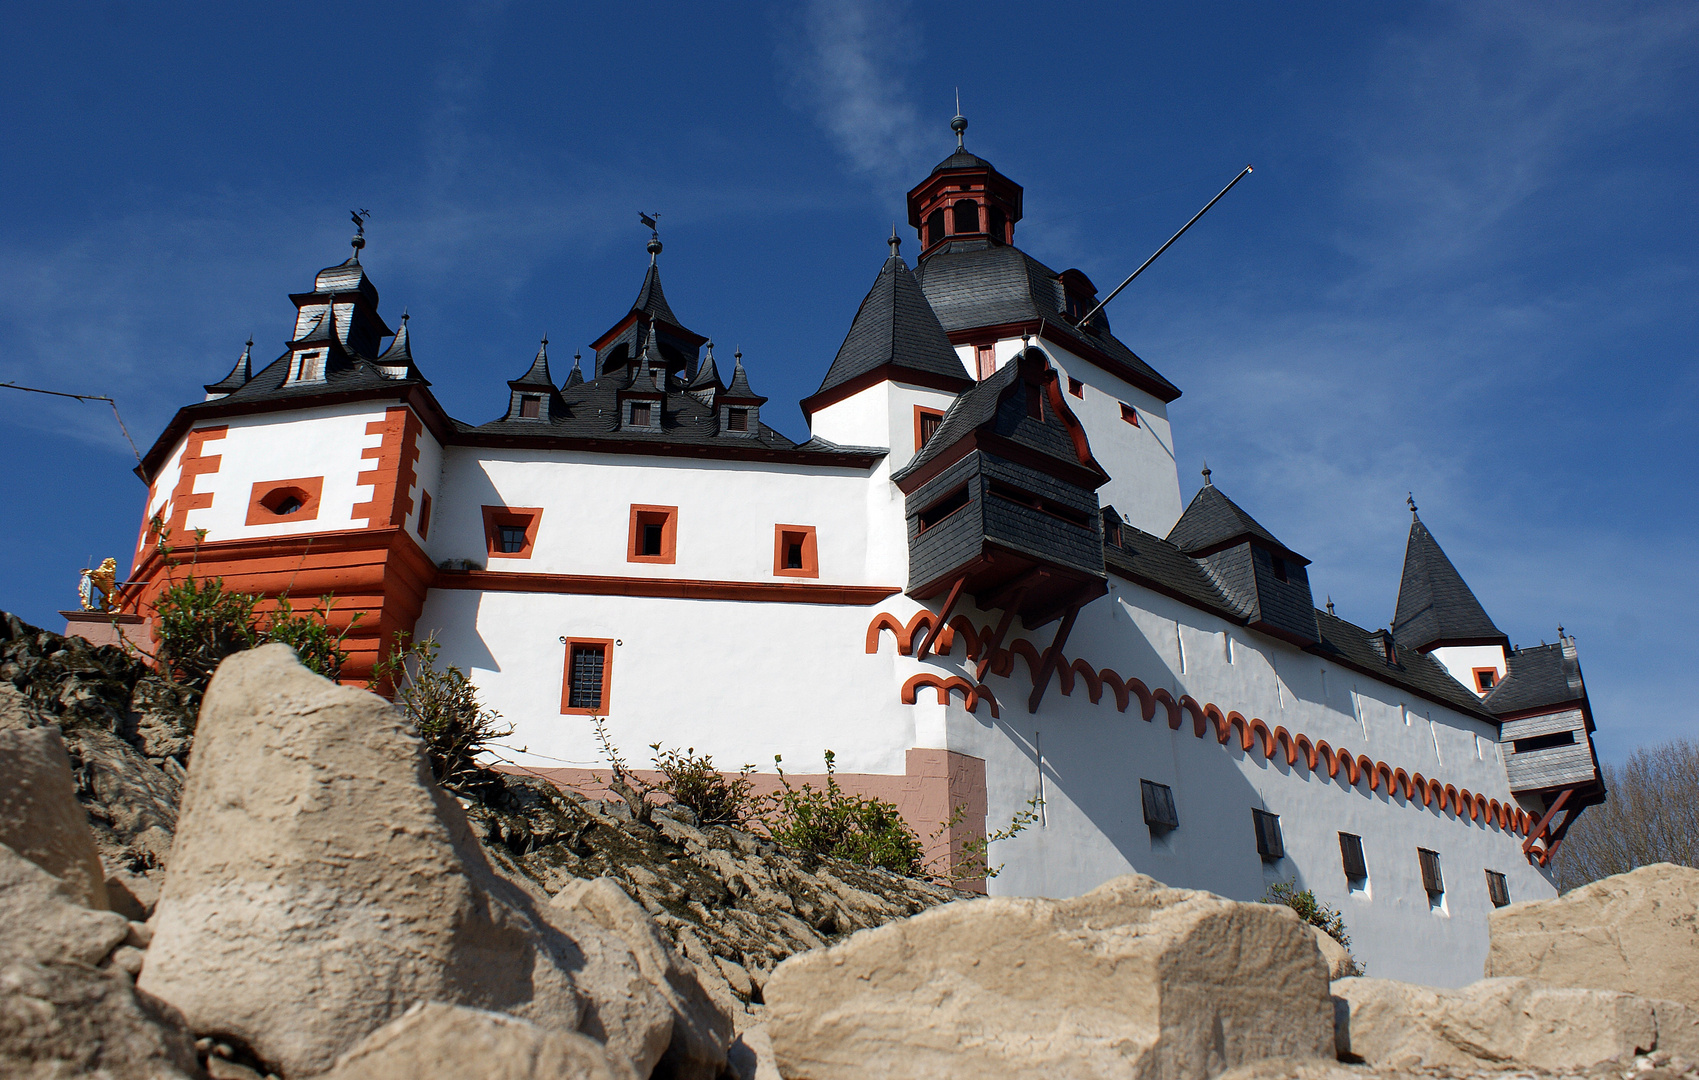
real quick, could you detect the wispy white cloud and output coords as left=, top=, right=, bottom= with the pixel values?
left=773, top=0, right=931, bottom=189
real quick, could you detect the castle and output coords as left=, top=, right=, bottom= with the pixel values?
left=119, top=122, right=1604, bottom=987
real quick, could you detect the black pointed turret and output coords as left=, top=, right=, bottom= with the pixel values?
left=205, top=339, right=254, bottom=397
left=373, top=313, right=428, bottom=383
left=1392, top=515, right=1507, bottom=651
left=632, top=262, right=680, bottom=328
left=590, top=250, right=707, bottom=380
left=805, top=248, right=971, bottom=413
left=689, top=342, right=721, bottom=392
left=1165, top=476, right=1317, bottom=646
left=721, top=353, right=767, bottom=405
left=503, top=337, right=567, bottom=422
left=564, top=352, right=585, bottom=388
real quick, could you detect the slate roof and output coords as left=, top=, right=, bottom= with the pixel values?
left=376, top=315, right=424, bottom=381
left=913, top=239, right=1181, bottom=403
left=931, top=148, right=995, bottom=175
left=813, top=253, right=972, bottom=399
left=1484, top=640, right=1586, bottom=717
left=1391, top=517, right=1507, bottom=650
left=721, top=358, right=766, bottom=404
left=1166, top=482, right=1298, bottom=559
left=631, top=263, right=679, bottom=327
left=1103, top=523, right=1493, bottom=720
left=510, top=339, right=556, bottom=389
left=204, top=340, right=253, bottom=395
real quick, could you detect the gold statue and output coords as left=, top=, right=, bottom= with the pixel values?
left=78, top=558, right=119, bottom=613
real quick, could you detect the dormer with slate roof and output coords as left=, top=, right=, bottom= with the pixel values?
left=717, top=352, right=766, bottom=438
left=588, top=236, right=708, bottom=381
left=891, top=345, right=1109, bottom=629
left=1166, top=472, right=1319, bottom=646
left=503, top=338, right=568, bottom=424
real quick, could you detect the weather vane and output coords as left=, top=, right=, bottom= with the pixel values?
left=350, top=209, right=370, bottom=255
left=640, top=212, right=662, bottom=262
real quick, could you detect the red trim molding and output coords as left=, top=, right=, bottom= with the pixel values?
left=354, top=406, right=422, bottom=529
left=165, top=426, right=227, bottom=534
left=437, top=569, right=898, bottom=605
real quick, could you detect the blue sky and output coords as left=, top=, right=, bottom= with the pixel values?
left=1, top=2, right=1693, bottom=760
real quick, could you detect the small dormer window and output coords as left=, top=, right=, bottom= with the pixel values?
left=520, top=395, right=541, bottom=419
left=1272, top=556, right=1289, bottom=583
left=1475, top=668, right=1498, bottom=692
left=296, top=351, right=323, bottom=382
left=630, top=402, right=652, bottom=427
left=727, top=408, right=748, bottom=432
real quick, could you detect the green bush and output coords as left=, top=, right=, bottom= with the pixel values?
left=650, top=744, right=758, bottom=826
left=1265, top=878, right=1351, bottom=950
left=377, top=632, right=511, bottom=793
left=766, top=751, right=924, bottom=874
left=150, top=576, right=353, bottom=703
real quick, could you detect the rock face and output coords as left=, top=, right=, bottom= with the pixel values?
left=0, top=612, right=195, bottom=904
left=479, top=773, right=969, bottom=1015
left=764, top=873, right=1335, bottom=1080
left=0, top=842, right=201, bottom=1079
left=1310, top=926, right=1355, bottom=981
left=1486, top=863, right=1699, bottom=1008
left=317, top=1002, right=640, bottom=1080
left=137, top=645, right=670, bottom=1079
left=1333, top=975, right=1699, bottom=1071
left=0, top=697, right=109, bottom=909
left=552, top=876, right=734, bottom=1080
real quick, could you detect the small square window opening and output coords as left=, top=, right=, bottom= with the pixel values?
left=1485, top=869, right=1510, bottom=908
left=1272, top=556, right=1289, bottom=583
left=915, top=407, right=945, bottom=450
left=1252, top=809, right=1284, bottom=861
left=1120, top=402, right=1140, bottom=427
left=1474, top=667, right=1499, bottom=692
left=630, top=401, right=653, bottom=427
left=627, top=505, right=677, bottom=564
left=1339, top=832, right=1368, bottom=882
left=1068, top=377, right=1084, bottom=398
left=499, top=525, right=527, bottom=553
left=727, top=408, right=748, bottom=432
left=1418, top=847, right=1445, bottom=896
left=520, top=395, right=541, bottom=419
left=773, top=525, right=818, bottom=578
left=1141, top=780, right=1178, bottom=832
left=481, top=506, right=541, bottom=560
left=641, top=523, right=663, bottom=556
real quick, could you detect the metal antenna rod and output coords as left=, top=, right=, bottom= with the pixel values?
left=0, top=381, right=141, bottom=462
left=1075, top=165, right=1253, bottom=328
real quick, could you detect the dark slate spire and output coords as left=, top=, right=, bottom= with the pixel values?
left=631, top=262, right=680, bottom=327
left=512, top=336, right=555, bottom=388
left=1392, top=515, right=1507, bottom=651
left=564, top=351, right=584, bottom=388
left=721, top=349, right=767, bottom=404
left=380, top=313, right=412, bottom=364
left=1167, top=480, right=1295, bottom=558
left=689, top=341, right=722, bottom=393
left=809, top=247, right=971, bottom=404
left=204, top=338, right=254, bottom=396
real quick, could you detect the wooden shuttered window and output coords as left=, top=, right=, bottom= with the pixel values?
left=1141, top=780, right=1178, bottom=832
left=1418, top=848, right=1444, bottom=895
left=1252, top=809, right=1284, bottom=861
left=1339, top=832, right=1367, bottom=881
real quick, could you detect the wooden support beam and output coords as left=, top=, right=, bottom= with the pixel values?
left=974, top=594, right=1027, bottom=681
left=1523, top=787, right=1574, bottom=856
left=1538, top=802, right=1584, bottom=866
left=914, top=575, right=966, bottom=661
left=1027, top=602, right=1081, bottom=714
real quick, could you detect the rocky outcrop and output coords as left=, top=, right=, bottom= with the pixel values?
left=0, top=693, right=110, bottom=908
left=314, top=1002, right=639, bottom=1080
left=1334, top=975, right=1699, bottom=1071
left=552, top=877, right=734, bottom=1080
left=0, top=612, right=194, bottom=908
left=764, top=873, right=1336, bottom=1080
left=1486, top=863, right=1699, bottom=1008
left=137, top=645, right=671, bottom=1079
left=1310, top=926, right=1355, bottom=981
left=0, top=842, right=202, bottom=1079
left=477, top=772, right=968, bottom=1016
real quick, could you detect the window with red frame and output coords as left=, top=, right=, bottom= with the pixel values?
left=975, top=344, right=996, bottom=380
left=1120, top=402, right=1140, bottom=426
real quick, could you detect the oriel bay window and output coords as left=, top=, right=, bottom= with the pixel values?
left=559, top=638, right=613, bottom=715
left=482, top=506, right=542, bottom=559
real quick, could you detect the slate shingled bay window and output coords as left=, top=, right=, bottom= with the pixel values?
left=559, top=638, right=613, bottom=715
left=1485, top=869, right=1510, bottom=907
left=1252, top=809, right=1284, bottom=861
left=1141, top=780, right=1178, bottom=833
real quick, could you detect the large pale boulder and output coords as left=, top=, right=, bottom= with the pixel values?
left=0, top=708, right=110, bottom=908
left=0, top=843, right=201, bottom=1079
left=1309, top=926, right=1354, bottom=981
left=315, top=1001, right=639, bottom=1080
left=1486, top=863, right=1699, bottom=1008
left=138, top=645, right=670, bottom=1079
left=765, top=873, right=1334, bottom=1080
left=1333, top=975, right=1699, bottom=1070
left=551, top=876, right=734, bottom=1080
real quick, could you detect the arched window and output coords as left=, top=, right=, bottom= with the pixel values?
left=953, top=199, right=980, bottom=235
left=988, top=205, right=1006, bottom=244
left=925, top=209, right=945, bottom=247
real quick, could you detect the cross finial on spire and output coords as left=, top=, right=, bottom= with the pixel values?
left=1326, top=595, right=1335, bottom=616
left=950, top=91, right=967, bottom=148
left=1407, top=492, right=1419, bottom=517
left=1201, top=461, right=1212, bottom=486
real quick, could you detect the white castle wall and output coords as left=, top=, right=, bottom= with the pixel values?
left=1429, top=644, right=1509, bottom=697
